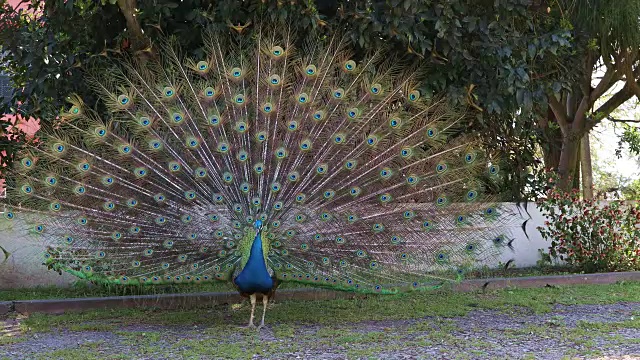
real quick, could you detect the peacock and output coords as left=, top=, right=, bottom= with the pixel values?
left=1, top=23, right=518, bottom=329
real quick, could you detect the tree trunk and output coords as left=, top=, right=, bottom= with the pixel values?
left=557, top=132, right=581, bottom=190
left=580, top=133, right=594, bottom=199
left=541, top=107, right=563, bottom=170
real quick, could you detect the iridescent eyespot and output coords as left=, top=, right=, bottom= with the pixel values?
left=370, top=83, right=382, bottom=95
left=49, top=202, right=61, bottom=211
left=436, top=163, right=448, bottom=174
left=305, top=65, right=317, bottom=76
left=172, top=112, right=184, bottom=123
left=138, top=116, right=151, bottom=127
left=408, top=90, right=420, bottom=102
left=117, top=94, right=131, bottom=106
left=288, top=121, right=298, bottom=131
left=235, top=121, right=248, bottom=133
left=288, top=171, right=299, bottom=182
left=295, top=193, right=306, bottom=203
left=134, top=167, right=147, bottom=178
left=344, top=60, right=356, bottom=71
left=400, top=147, right=413, bottom=158
left=168, top=161, right=181, bottom=172
left=298, top=93, right=309, bottom=103
left=149, top=139, right=162, bottom=150
left=489, top=165, right=500, bottom=175
left=263, top=103, right=273, bottom=113
left=426, top=128, right=437, bottom=138
left=349, top=187, right=361, bottom=196
left=184, top=190, right=197, bottom=200
left=366, top=135, right=378, bottom=146
left=95, top=127, right=107, bottom=137
left=70, top=106, right=80, bottom=114
left=344, top=159, right=357, bottom=170
left=256, top=131, right=267, bottom=142
left=312, top=110, right=325, bottom=121
left=208, top=114, right=221, bottom=126
left=406, top=175, right=419, bottom=185
left=52, top=143, right=65, bottom=153
left=389, top=118, right=401, bottom=128
left=271, top=46, right=284, bottom=57
left=334, top=133, right=346, bottom=144
left=163, top=86, right=176, bottom=98
left=316, top=164, right=328, bottom=174
left=275, top=147, right=287, bottom=159
left=21, top=185, right=33, bottom=194
left=240, top=183, right=251, bottom=193
left=203, top=87, right=215, bottom=98
left=217, top=142, right=229, bottom=153
left=323, top=190, right=335, bottom=199
left=237, top=150, right=248, bottom=162
left=118, top=144, right=132, bottom=154
left=74, top=185, right=86, bottom=194
left=465, top=152, right=477, bottom=163
left=254, top=163, right=265, bottom=174
left=269, top=74, right=281, bottom=85
left=231, top=67, right=242, bottom=78
left=332, top=88, right=344, bottom=99
left=154, top=193, right=166, bottom=202
left=21, top=157, right=33, bottom=168
left=273, top=201, right=283, bottom=210
left=234, top=94, right=245, bottom=104
left=347, top=108, right=359, bottom=119
left=196, top=168, right=209, bottom=178
left=196, top=61, right=208, bottom=71
left=271, top=183, right=281, bottom=192
left=45, top=176, right=57, bottom=186
left=380, top=168, right=393, bottom=179
left=300, top=139, right=312, bottom=150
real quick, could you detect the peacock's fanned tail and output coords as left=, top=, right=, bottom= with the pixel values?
left=1, top=25, right=518, bottom=293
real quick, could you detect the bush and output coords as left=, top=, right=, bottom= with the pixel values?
left=537, top=178, right=640, bottom=273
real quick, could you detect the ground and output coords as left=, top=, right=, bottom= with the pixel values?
left=0, top=282, right=639, bottom=359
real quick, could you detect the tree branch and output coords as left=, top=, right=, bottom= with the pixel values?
left=584, top=86, right=635, bottom=133
left=607, top=116, right=640, bottom=123
left=590, top=60, right=619, bottom=103
left=116, top=0, right=148, bottom=52
left=548, top=95, right=570, bottom=134
left=620, top=50, right=640, bottom=99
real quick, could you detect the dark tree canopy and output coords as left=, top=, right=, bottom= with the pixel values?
left=0, top=0, right=596, bottom=200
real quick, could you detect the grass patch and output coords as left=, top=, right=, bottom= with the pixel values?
left=0, top=266, right=575, bottom=302
left=17, top=281, right=640, bottom=333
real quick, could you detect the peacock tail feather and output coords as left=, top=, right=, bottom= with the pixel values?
left=1, top=24, right=518, bottom=294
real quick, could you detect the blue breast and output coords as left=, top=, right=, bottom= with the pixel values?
left=233, top=230, right=274, bottom=294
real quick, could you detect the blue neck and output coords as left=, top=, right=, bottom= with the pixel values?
left=233, top=229, right=274, bottom=294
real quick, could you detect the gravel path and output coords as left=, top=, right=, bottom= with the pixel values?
left=1, top=302, right=639, bottom=359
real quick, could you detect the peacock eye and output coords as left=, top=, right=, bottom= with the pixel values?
left=197, top=61, right=208, bottom=71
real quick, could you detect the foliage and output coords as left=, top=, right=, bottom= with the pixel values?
left=0, top=0, right=577, bottom=201
left=537, top=176, right=640, bottom=273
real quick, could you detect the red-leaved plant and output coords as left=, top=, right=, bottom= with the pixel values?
left=537, top=176, right=640, bottom=273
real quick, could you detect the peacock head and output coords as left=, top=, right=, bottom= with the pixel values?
left=254, top=220, right=263, bottom=230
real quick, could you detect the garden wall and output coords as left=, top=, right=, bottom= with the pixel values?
left=0, top=203, right=550, bottom=289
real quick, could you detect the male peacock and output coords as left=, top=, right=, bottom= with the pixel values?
left=1, top=24, right=518, bottom=329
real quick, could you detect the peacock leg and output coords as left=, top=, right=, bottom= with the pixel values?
left=257, top=295, right=269, bottom=330
left=247, top=294, right=257, bottom=328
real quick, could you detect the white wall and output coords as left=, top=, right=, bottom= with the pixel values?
left=0, top=203, right=550, bottom=289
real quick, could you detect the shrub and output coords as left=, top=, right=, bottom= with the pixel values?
left=537, top=178, right=640, bottom=273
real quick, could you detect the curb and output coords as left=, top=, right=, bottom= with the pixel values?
left=2, top=271, right=639, bottom=316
